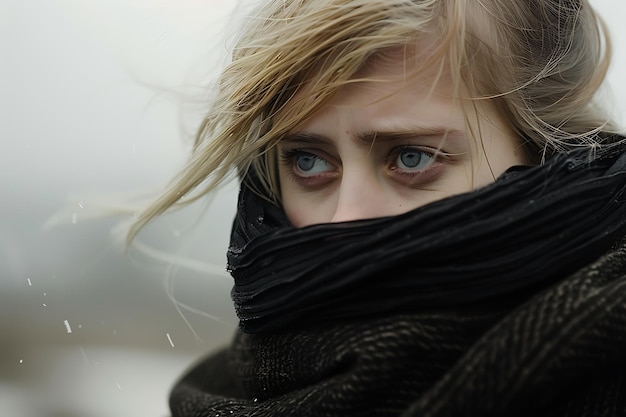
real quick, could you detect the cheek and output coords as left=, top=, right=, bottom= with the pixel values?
left=282, top=194, right=327, bottom=228
left=280, top=176, right=339, bottom=227
left=282, top=197, right=307, bottom=227
left=481, top=136, right=526, bottom=183
left=279, top=172, right=317, bottom=227
left=467, top=120, right=526, bottom=186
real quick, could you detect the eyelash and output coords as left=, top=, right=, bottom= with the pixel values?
left=387, top=146, right=436, bottom=172
left=279, top=148, right=333, bottom=181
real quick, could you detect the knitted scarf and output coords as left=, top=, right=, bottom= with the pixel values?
left=170, top=145, right=626, bottom=417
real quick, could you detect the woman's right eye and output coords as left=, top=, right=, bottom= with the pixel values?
left=282, top=150, right=334, bottom=178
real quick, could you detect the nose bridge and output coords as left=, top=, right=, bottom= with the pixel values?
left=331, top=165, right=387, bottom=223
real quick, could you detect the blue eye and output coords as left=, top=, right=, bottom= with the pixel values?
left=395, top=149, right=434, bottom=170
left=295, top=153, right=331, bottom=176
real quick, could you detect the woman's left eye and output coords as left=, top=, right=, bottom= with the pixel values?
left=393, top=148, right=435, bottom=171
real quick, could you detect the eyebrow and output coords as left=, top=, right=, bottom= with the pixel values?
left=281, top=127, right=465, bottom=145
left=355, top=128, right=464, bottom=144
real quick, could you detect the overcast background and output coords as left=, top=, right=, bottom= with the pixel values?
left=1, top=1, right=625, bottom=417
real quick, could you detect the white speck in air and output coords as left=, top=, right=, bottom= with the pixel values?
left=72, top=213, right=78, bottom=224
left=166, top=333, right=175, bottom=348
left=117, top=382, right=123, bottom=391
left=43, top=292, right=46, bottom=296
left=79, top=346, right=89, bottom=364
left=157, top=31, right=169, bottom=43
left=64, top=320, right=72, bottom=334
left=132, top=144, right=136, bottom=154
left=43, top=303, right=47, bottom=307
left=78, top=202, right=84, bottom=209
left=19, top=359, right=23, bottom=364
left=78, top=324, right=83, bottom=329
left=27, top=278, right=32, bottom=286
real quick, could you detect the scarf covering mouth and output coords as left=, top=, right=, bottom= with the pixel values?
left=228, top=144, right=626, bottom=334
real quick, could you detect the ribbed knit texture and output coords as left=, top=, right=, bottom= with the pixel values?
left=229, top=146, right=626, bottom=333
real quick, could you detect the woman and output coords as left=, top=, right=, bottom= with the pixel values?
left=131, top=0, right=626, bottom=415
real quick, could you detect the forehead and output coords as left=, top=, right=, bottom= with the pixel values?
left=297, top=75, right=463, bottom=139
left=282, top=43, right=455, bottom=121
left=299, top=46, right=456, bottom=117
left=356, top=47, right=452, bottom=98
left=266, top=37, right=473, bottom=151
left=355, top=43, right=436, bottom=76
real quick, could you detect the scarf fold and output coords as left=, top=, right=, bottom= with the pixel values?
left=228, top=145, right=626, bottom=333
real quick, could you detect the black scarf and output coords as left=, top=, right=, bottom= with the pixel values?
left=171, top=144, right=626, bottom=417
left=229, top=145, right=626, bottom=333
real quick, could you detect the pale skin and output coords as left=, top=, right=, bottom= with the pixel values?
left=277, top=56, right=527, bottom=227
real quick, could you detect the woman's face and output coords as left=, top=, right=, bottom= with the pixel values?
left=277, top=58, right=526, bottom=227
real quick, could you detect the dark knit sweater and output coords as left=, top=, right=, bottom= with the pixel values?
left=170, top=226, right=626, bottom=417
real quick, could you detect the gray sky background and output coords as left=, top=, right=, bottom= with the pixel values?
left=1, top=0, right=626, bottom=355
left=0, top=1, right=625, bottom=416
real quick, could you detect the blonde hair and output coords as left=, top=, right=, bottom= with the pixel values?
left=128, top=0, right=618, bottom=242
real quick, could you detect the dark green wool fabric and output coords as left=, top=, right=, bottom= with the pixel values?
left=170, top=237, right=626, bottom=416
